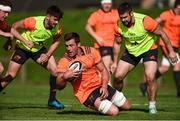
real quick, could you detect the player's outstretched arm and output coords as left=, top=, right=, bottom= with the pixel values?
left=96, top=60, right=109, bottom=99
left=153, top=25, right=178, bottom=64
left=46, top=37, right=60, bottom=58
left=11, top=20, right=33, bottom=49
left=85, top=24, right=104, bottom=46
left=0, top=30, right=13, bottom=39
left=111, top=35, right=122, bottom=73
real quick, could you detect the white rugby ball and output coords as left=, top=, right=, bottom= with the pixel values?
left=68, top=61, right=83, bottom=71
left=68, top=61, right=83, bottom=82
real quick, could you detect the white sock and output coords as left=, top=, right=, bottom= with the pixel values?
left=149, top=101, right=156, bottom=108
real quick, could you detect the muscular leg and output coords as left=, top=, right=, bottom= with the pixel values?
left=144, top=61, right=158, bottom=114
left=113, top=60, right=134, bottom=91
left=0, top=61, right=22, bottom=92
left=36, top=55, right=64, bottom=109
left=0, top=62, right=4, bottom=75
left=102, top=55, right=112, bottom=85
left=140, top=55, right=170, bottom=96
left=173, top=62, right=180, bottom=97
left=94, top=97, right=119, bottom=116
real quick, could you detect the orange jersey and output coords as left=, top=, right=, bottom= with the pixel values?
left=87, top=9, right=119, bottom=48
left=57, top=46, right=102, bottom=104
left=0, top=21, right=11, bottom=32
left=159, top=10, right=180, bottom=48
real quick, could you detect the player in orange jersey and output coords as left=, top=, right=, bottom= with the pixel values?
left=0, top=0, right=13, bottom=76
left=85, top=0, right=119, bottom=85
left=140, top=0, right=180, bottom=97
left=56, top=32, right=131, bottom=116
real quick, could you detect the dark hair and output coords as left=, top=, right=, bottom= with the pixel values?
left=0, top=0, right=12, bottom=7
left=46, top=5, right=63, bottom=19
left=64, top=32, right=80, bottom=44
left=174, top=0, right=180, bottom=8
left=118, top=2, right=132, bottom=15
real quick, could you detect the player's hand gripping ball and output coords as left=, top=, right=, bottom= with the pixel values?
left=68, top=61, right=83, bottom=81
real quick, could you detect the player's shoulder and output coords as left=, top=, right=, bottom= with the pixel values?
left=80, top=46, right=92, bottom=54
left=61, top=53, right=73, bottom=62
left=111, top=9, right=118, bottom=14
left=160, top=9, right=172, bottom=17
left=90, top=9, right=101, bottom=16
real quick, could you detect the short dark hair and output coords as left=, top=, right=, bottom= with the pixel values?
left=46, top=5, right=63, bottom=19
left=118, top=2, right=132, bottom=15
left=174, top=0, right=180, bottom=8
left=64, top=32, right=80, bottom=44
left=0, top=0, right=12, bottom=7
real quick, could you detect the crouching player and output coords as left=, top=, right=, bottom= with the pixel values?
left=56, top=32, right=131, bottom=116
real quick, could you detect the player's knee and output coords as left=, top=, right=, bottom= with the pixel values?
left=0, top=65, right=4, bottom=74
left=56, top=75, right=66, bottom=90
left=7, top=72, right=16, bottom=79
left=114, top=72, right=124, bottom=81
left=160, top=66, right=169, bottom=72
left=109, top=105, right=119, bottom=116
left=98, top=99, right=119, bottom=116
left=49, top=68, right=58, bottom=77
left=112, top=91, right=128, bottom=108
left=145, top=74, right=154, bottom=83
left=173, top=63, right=180, bottom=71
left=121, top=100, right=131, bottom=110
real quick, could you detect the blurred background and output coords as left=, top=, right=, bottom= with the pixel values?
left=0, top=0, right=177, bottom=86
left=10, top=0, right=175, bottom=12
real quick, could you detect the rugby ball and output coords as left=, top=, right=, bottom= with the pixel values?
left=68, top=61, right=83, bottom=81
left=68, top=61, right=83, bottom=71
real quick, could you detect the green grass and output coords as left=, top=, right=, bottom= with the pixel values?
left=0, top=82, right=180, bottom=120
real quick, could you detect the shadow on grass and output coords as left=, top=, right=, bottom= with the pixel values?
left=128, top=107, right=165, bottom=113
left=0, top=103, right=47, bottom=109
left=57, top=110, right=102, bottom=116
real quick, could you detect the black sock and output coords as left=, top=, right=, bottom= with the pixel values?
left=49, top=75, right=57, bottom=101
left=173, top=71, right=180, bottom=96
left=0, top=82, right=3, bottom=92
left=155, top=69, right=162, bottom=79
left=140, top=82, right=147, bottom=91
left=0, top=75, right=13, bottom=92
left=1, top=74, right=13, bottom=82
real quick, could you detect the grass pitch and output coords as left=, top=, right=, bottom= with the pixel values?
left=0, top=81, right=180, bottom=120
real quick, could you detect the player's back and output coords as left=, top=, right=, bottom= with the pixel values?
left=159, top=10, right=180, bottom=47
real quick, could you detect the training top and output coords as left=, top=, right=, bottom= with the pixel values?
left=16, top=16, right=62, bottom=52
left=57, top=46, right=102, bottom=104
left=116, top=12, right=158, bottom=57
left=159, top=9, right=180, bottom=48
left=87, top=9, right=119, bottom=48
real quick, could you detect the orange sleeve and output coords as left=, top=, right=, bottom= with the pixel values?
left=23, top=17, right=36, bottom=31
left=160, top=11, right=168, bottom=21
left=87, top=12, right=97, bottom=26
left=172, top=16, right=180, bottom=26
left=91, top=47, right=101, bottom=64
left=143, top=16, right=158, bottom=32
left=57, top=58, right=69, bottom=73
left=114, top=21, right=121, bottom=36
left=53, top=25, right=62, bottom=39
